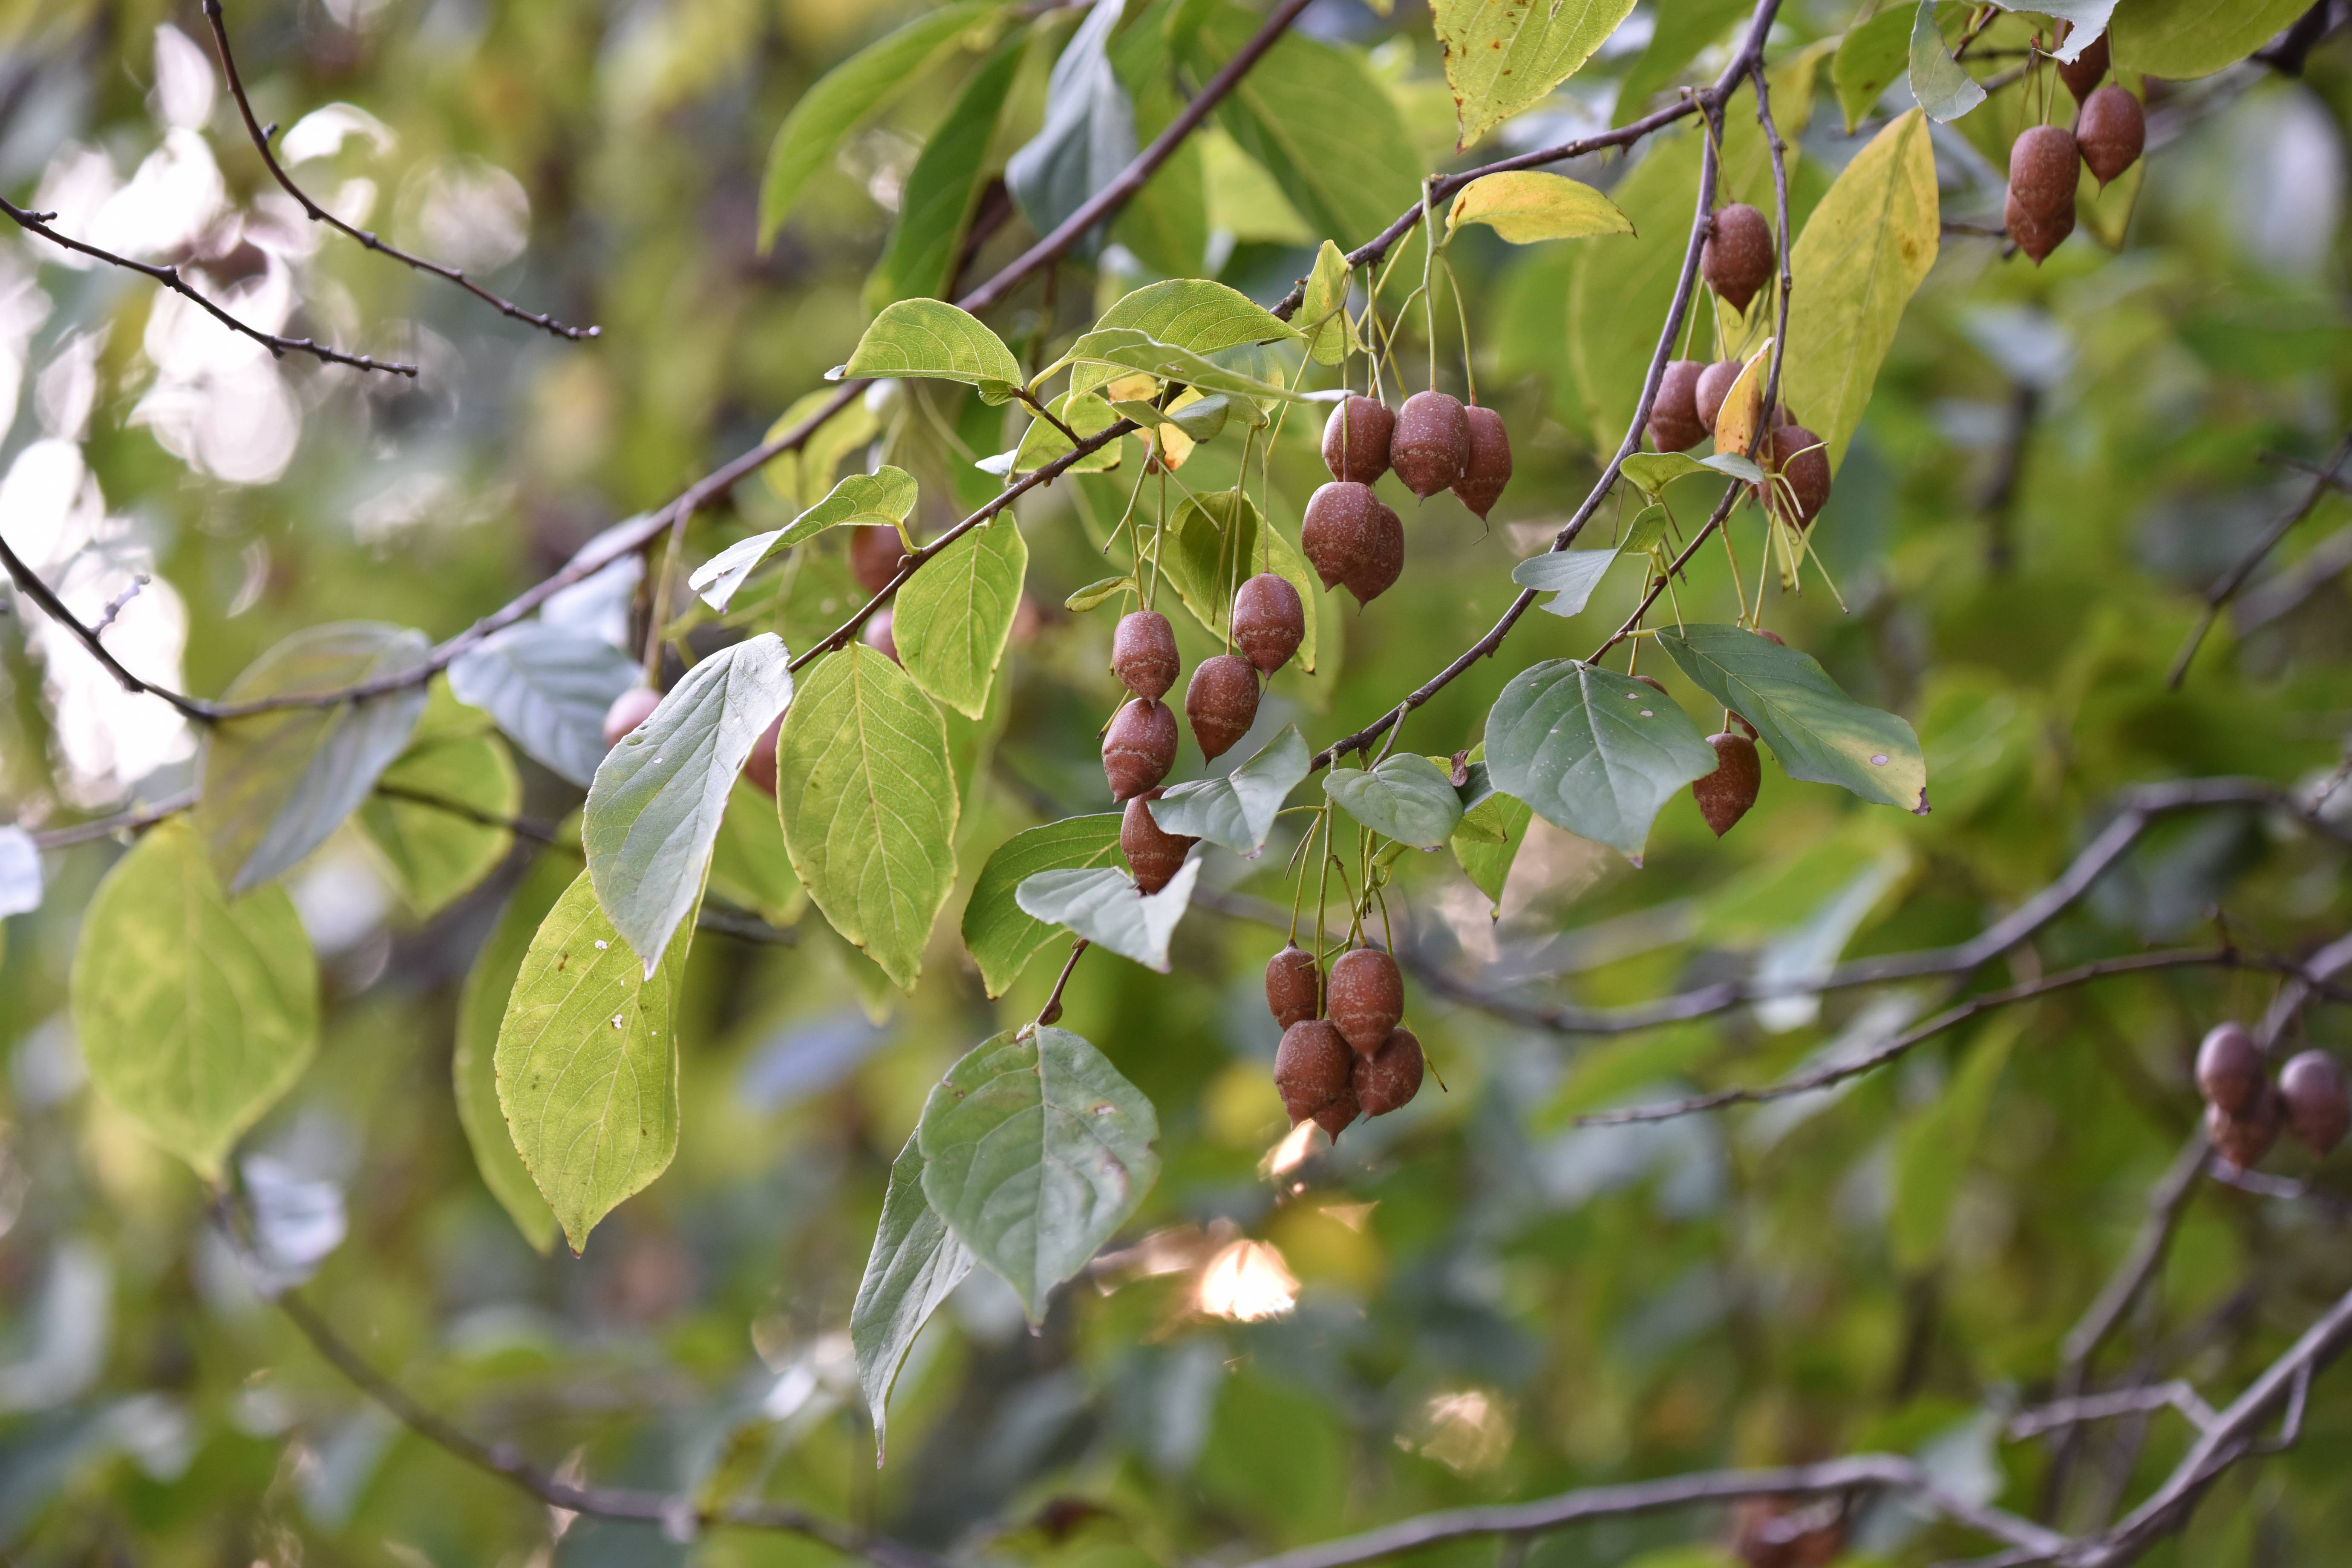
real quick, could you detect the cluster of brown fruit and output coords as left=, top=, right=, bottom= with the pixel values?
left=2196, top=1021, right=2349, bottom=1170
left=1267, top=943, right=1424, bottom=1139
left=1102, top=575, right=1306, bottom=803
left=2006, top=37, right=2146, bottom=263
left=1303, top=387, right=1512, bottom=604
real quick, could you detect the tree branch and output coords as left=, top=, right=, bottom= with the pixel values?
left=0, top=527, right=217, bottom=723
left=2166, top=430, right=2352, bottom=687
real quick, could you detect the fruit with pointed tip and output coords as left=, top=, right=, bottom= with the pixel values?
left=2057, top=31, right=2109, bottom=102
left=2280, top=1050, right=2350, bottom=1157
left=1265, top=943, right=1322, bottom=1029
left=1354, top=1027, right=1425, bottom=1117
left=850, top=525, right=903, bottom=595
left=1102, top=698, right=1178, bottom=802
left=2005, top=190, right=2075, bottom=265
left=601, top=686, right=661, bottom=747
left=1452, top=405, right=1513, bottom=519
left=2207, top=1089, right=2283, bottom=1171
left=1695, top=359, right=1743, bottom=433
left=1112, top=609, right=1180, bottom=699
left=862, top=609, right=899, bottom=663
left=1186, top=654, right=1260, bottom=763
left=743, top=713, right=784, bottom=797
left=2196, top=1021, right=2264, bottom=1115
left=1232, top=574, right=1305, bottom=674
left=1122, top=790, right=1196, bottom=894
left=1328, top=946, right=1404, bottom=1057
left=1322, top=394, right=1395, bottom=485
left=1650, top=359, right=1708, bottom=452
left=1303, top=481, right=1383, bottom=590
left=1343, top=498, right=1405, bottom=605
left=1693, top=732, right=1761, bottom=837
left=1759, top=423, right=1831, bottom=526
left=2075, top=84, right=2144, bottom=187
left=1389, top=390, right=1470, bottom=499
left=1275, top=1020, right=1355, bottom=1130
left=1702, top=203, right=1774, bottom=313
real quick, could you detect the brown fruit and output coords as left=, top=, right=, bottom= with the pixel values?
left=2005, top=188, right=2075, bottom=265
left=1322, top=395, right=1395, bottom=485
left=1186, top=654, right=1260, bottom=763
left=1112, top=609, right=1180, bottom=700
left=2009, top=125, right=2081, bottom=221
left=1693, top=732, right=1762, bottom=837
left=1343, top=494, right=1405, bottom=605
left=1275, top=1020, right=1355, bottom=1129
left=1312, top=1089, right=1362, bottom=1141
left=1302, top=481, right=1381, bottom=590
left=743, top=712, right=784, bottom=797
left=1328, top=946, right=1404, bottom=1057
left=1389, top=389, right=1470, bottom=500
left=1759, top=423, right=1830, bottom=526
left=850, top=525, right=903, bottom=595
left=1452, top=405, right=1513, bottom=519
left=1265, top=943, right=1322, bottom=1029
left=1354, top=1027, right=1425, bottom=1117
left=2057, top=31, right=2109, bottom=103
left=1122, top=790, right=1196, bottom=894
left=1702, top=202, right=1774, bottom=314
left=1650, top=359, right=1707, bottom=452
left=2075, top=84, right=2144, bottom=187
left=862, top=609, right=899, bottom=663
left=2196, top=1021, right=2264, bottom=1115
left=1102, top=698, right=1177, bottom=802
left=2207, top=1090, right=2283, bottom=1172
left=601, top=686, right=661, bottom=747
left=1232, top=573, right=1305, bottom=674
left=2280, top=1050, right=2350, bottom=1157
left=1694, top=359, right=1743, bottom=433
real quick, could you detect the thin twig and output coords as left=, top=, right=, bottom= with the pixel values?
left=0, top=528, right=215, bottom=722
left=2166, top=431, right=2352, bottom=687
left=25, top=791, right=198, bottom=850
left=1037, top=939, right=1089, bottom=1026
left=2011, top=1382, right=2220, bottom=1441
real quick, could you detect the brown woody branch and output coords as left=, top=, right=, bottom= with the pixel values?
left=2166, top=430, right=2352, bottom=687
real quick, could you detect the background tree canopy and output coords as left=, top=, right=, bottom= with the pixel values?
left=0, top=0, right=2349, bottom=1564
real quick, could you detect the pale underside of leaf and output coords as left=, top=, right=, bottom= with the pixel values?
left=1146, top=723, right=1311, bottom=854
left=447, top=623, right=642, bottom=789
left=853, top=1134, right=974, bottom=1464
left=1015, top=858, right=1200, bottom=972
left=962, top=814, right=1123, bottom=997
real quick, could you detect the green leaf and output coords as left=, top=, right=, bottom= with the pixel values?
left=1656, top=623, right=1930, bottom=812
left=1445, top=172, right=1634, bottom=245
left=1006, top=392, right=1124, bottom=477
left=1620, top=503, right=1670, bottom=556
left=1006, top=0, right=1135, bottom=260
left=1452, top=750, right=1532, bottom=914
left=869, top=31, right=1026, bottom=306
left=71, top=818, right=318, bottom=1181
left=1298, top=240, right=1360, bottom=367
left=2112, top=0, right=2308, bottom=79
left=447, top=623, right=642, bottom=790
left=1148, top=724, right=1310, bottom=854
left=455, top=844, right=572, bottom=1253
left=357, top=683, right=521, bottom=917
left=761, top=389, right=885, bottom=511
left=1056, top=327, right=1307, bottom=405
left=776, top=646, right=960, bottom=991
left=1483, top=659, right=1718, bottom=863
left=696, top=469, right=922, bottom=613
left=1108, top=6, right=1209, bottom=277
left=1619, top=452, right=1710, bottom=496
left=1324, top=754, right=1464, bottom=848
left=831, top=300, right=1025, bottom=403
left=1064, top=574, right=1136, bottom=613
left=757, top=0, right=1001, bottom=249
left=916, top=1026, right=1159, bottom=1321
left=1433, top=0, right=1639, bottom=148
left=963, top=814, right=1124, bottom=997
left=196, top=622, right=432, bottom=893
left=1567, top=130, right=1702, bottom=452
left=1612, top=0, right=1753, bottom=127
left=1149, top=490, right=1261, bottom=642
left=708, top=778, right=806, bottom=928
left=494, top=868, right=696, bottom=1252
left=1890, top=1020, right=2015, bottom=1271
left=1832, top=3, right=1914, bottom=133
left=1055, top=279, right=1300, bottom=397
left=853, top=1135, right=974, bottom=1463
left=585, top=635, right=796, bottom=975
left=1512, top=549, right=1620, bottom=618
left=894, top=515, right=1026, bottom=720
left=1015, top=859, right=1199, bottom=971
left=1782, top=109, right=1938, bottom=472
left=1908, top=0, right=1985, bottom=122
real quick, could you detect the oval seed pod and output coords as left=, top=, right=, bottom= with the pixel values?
left=1701, top=202, right=1774, bottom=313
left=1274, top=1020, right=1354, bottom=1128
left=601, top=686, right=661, bottom=748
left=1452, top=405, right=1513, bottom=519
left=1102, top=698, right=1178, bottom=802
left=1186, top=654, right=1260, bottom=762
left=2009, top=125, right=2082, bottom=221
left=2196, top=1021, right=2264, bottom=1116
left=1112, top=609, right=1181, bottom=700
left=1266, top=943, right=1322, bottom=1029
left=1303, top=481, right=1380, bottom=590
left=2075, top=84, right=2144, bottom=186
left=1327, top=946, right=1404, bottom=1057
left=1122, top=790, right=1197, bottom=894
left=1694, top=359, right=1744, bottom=433
left=850, top=525, right=904, bottom=595
left=1232, top=573, right=1305, bottom=674
left=1692, top=732, right=1762, bottom=838
left=1322, top=395, right=1396, bottom=485
left=1650, top=360, right=1708, bottom=452
left=1343, top=496, right=1405, bottom=605
left=1760, top=423, right=1831, bottom=525
left=2057, top=31, right=2109, bottom=102
left=1353, top=1027, right=1425, bottom=1117
left=742, top=712, right=784, bottom=798
left=862, top=609, right=899, bottom=664
left=1389, top=389, right=1471, bottom=500
left=2004, top=188, right=2075, bottom=266
left=2280, top=1050, right=2351, bottom=1157
left=2207, top=1089, right=2283, bottom=1172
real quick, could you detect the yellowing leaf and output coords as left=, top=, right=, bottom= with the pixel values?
left=1434, top=0, right=1640, bottom=148
left=1446, top=171, right=1634, bottom=245
left=1713, top=339, right=1773, bottom=458
left=1298, top=239, right=1360, bottom=366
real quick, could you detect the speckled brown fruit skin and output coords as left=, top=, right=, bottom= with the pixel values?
left=1312, top=1087, right=1362, bottom=1141
left=1302, top=481, right=1381, bottom=590
left=2008, top=125, right=2081, bottom=249
left=1354, top=1027, right=1425, bottom=1116
left=1390, top=390, right=1470, bottom=499
left=2281, top=1050, right=2351, bottom=1157
left=1113, top=609, right=1180, bottom=699
left=1186, top=654, right=1260, bottom=762
left=1693, top=732, right=1761, bottom=837
left=1759, top=424, right=1831, bottom=525
left=862, top=609, right=899, bottom=663
left=1650, top=359, right=1708, bottom=451
left=1322, top=395, right=1395, bottom=485
left=743, top=712, right=784, bottom=797
left=1343, top=497, right=1405, bottom=605
left=1702, top=203, right=1774, bottom=313
left=1694, top=359, right=1743, bottom=433
left=2057, top=31, right=2109, bottom=103
left=601, top=686, right=661, bottom=748
left=850, top=525, right=903, bottom=595
left=1328, top=947, right=1404, bottom=1057
left=1121, top=790, right=1197, bottom=894
left=1275, top=1020, right=1355, bottom=1129
left=1102, top=698, right=1177, bottom=802
left=1266, top=944, right=1322, bottom=1029
left=2196, top=1021, right=2265, bottom=1115
left=2075, top=84, right=2144, bottom=186
left=1452, top=405, right=1513, bottom=519
left=1232, top=573, right=1305, bottom=674
left=2208, top=1089, right=2283, bottom=1171
left=2005, top=189, right=2075, bottom=265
